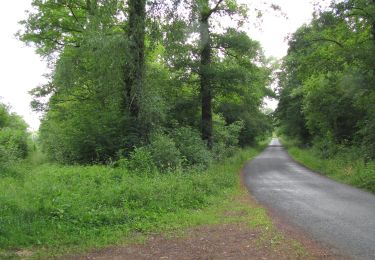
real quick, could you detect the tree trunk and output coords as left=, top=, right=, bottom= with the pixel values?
left=199, top=10, right=213, bottom=149
left=124, top=0, right=146, bottom=118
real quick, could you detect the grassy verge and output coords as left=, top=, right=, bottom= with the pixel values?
left=2, top=141, right=299, bottom=258
left=281, top=138, right=375, bottom=193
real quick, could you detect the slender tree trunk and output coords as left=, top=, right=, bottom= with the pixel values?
left=199, top=10, right=213, bottom=149
left=124, top=0, right=146, bottom=118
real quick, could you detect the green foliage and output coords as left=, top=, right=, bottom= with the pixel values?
left=0, top=103, right=29, bottom=173
left=0, top=128, right=28, bottom=159
left=276, top=2, right=375, bottom=159
left=213, top=29, right=274, bottom=146
left=171, top=126, right=212, bottom=168
left=310, top=133, right=338, bottom=159
left=5, top=1, right=279, bottom=256
left=126, top=147, right=157, bottom=175
left=212, top=116, right=244, bottom=160
left=18, top=0, right=123, bottom=56
left=358, top=115, right=375, bottom=161
left=18, top=0, right=273, bottom=164
left=301, top=72, right=362, bottom=144
left=37, top=32, right=129, bottom=164
left=0, top=146, right=263, bottom=254
left=147, top=133, right=183, bottom=172
left=39, top=101, right=126, bottom=164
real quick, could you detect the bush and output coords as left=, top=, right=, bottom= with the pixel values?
left=0, top=128, right=28, bottom=159
left=39, top=105, right=127, bottom=164
left=0, top=146, right=8, bottom=172
left=311, top=132, right=338, bottom=159
left=126, top=147, right=157, bottom=174
left=358, top=117, right=375, bottom=161
left=0, top=103, right=29, bottom=172
left=213, top=115, right=244, bottom=160
left=238, top=112, right=273, bottom=146
left=171, top=127, right=212, bottom=168
left=147, top=133, right=183, bottom=172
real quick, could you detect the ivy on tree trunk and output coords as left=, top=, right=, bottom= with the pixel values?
left=124, top=0, right=146, bottom=118
left=200, top=9, right=213, bottom=149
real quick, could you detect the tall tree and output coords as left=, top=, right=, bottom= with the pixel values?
left=277, top=4, right=375, bottom=158
left=18, top=0, right=274, bottom=163
left=198, top=0, right=223, bottom=148
left=124, top=0, right=146, bottom=119
left=170, top=0, right=249, bottom=148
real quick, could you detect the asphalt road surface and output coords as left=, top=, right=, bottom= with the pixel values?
left=243, top=138, right=375, bottom=259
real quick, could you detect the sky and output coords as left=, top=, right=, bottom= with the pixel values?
left=243, top=0, right=322, bottom=110
left=0, top=0, right=321, bottom=131
left=0, top=1, right=48, bottom=131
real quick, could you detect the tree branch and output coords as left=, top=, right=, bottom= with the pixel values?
left=66, top=3, right=85, bottom=30
left=205, top=0, right=225, bottom=19
left=60, top=25, right=84, bottom=33
left=350, top=7, right=371, bottom=18
left=38, top=35, right=81, bottom=48
left=310, top=38, right=344, bottom=48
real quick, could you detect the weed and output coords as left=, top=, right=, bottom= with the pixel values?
left=0, top=145, right=266, bottom=257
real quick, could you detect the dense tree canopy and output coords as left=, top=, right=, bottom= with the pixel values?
left=276, top=0, right=375, bottom=159
left=19, top=0, right=273, bottom=165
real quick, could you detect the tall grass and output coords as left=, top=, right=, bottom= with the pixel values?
left=0, top=145, right=265, bottom=255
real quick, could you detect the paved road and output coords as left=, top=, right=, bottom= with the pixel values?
left=243, top=138, right=375, bottom=259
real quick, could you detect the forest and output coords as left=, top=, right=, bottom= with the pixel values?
left=0, top=0, right=374, bottom=257
left=20, top=0, right=273, bottom=165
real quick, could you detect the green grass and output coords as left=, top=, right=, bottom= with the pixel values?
left=0, top=144, right=270, bottom=258
left=282, top=139, right=375, bottom=193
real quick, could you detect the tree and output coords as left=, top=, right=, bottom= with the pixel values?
left=198, top=0, right=216, bottom=148
left=277, top=3, right=375, bottom=158
left=19, top=0, right=274, bottom=164
left=124, top=0, right=146, bottom=119
left=161, top=0, right=270, bottom=149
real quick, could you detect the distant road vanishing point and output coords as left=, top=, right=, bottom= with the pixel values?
left=243, top=138, right=375, bottom=260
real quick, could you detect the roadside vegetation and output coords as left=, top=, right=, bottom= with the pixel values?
left=276, top=0, right=375, bottom=192
left=281, top=138, right=375, bottom=193
left=0, top=141, right=278, bottom=258
left=0, top=103, right=29, bottom=175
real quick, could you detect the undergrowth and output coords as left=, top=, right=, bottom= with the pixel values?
left=0, top=143, right=268, bottom=258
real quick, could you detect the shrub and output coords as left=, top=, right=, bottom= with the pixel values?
left=171, top=127, right=212, bottom=168
left=147, top=133, right=183, bottom=172
left=357, top=117, right=375, bottom=161
left=238, top=112, right=273, bottom=146
left=127, top=147, right=157, bottom=174
left=0, top=103, right=29, bottom=172
left=213, top=115, right=244, bottom=160
left=312, top=132, right=339, bottom=159
left=0, top=128, right=28, bottom=159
